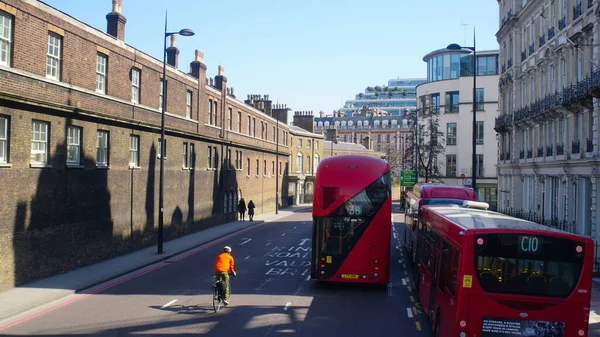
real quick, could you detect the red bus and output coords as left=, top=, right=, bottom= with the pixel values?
left=414, top=201, right=593, bottom=337
left=311, top=154, right=392, bottom=284
left=404, top=183, right=476, bottom=265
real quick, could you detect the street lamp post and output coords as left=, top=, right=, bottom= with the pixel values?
left=447, top=28, right=477, bottom=193
left=275, top=110, right=280, bottom=214
left=158, top=13, right=194, bottom=254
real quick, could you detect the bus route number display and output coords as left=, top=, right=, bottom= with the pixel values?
left=518, top=235, right=542, bottom=255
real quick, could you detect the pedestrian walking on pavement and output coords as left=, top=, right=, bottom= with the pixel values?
left=247, top=200, right=255, bottom=221
left=237, top=198, right=247, bottom=221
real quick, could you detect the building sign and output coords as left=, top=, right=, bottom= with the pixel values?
left=400, top=170, right=417, bottom=187
left=481, top=317, right=564, bottom=337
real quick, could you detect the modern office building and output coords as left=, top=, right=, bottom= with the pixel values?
left=416, top=47, right=500, bottom=209
left=494, top=0, right=599, bottom=243
left=339, top=78, right=426, bottom=116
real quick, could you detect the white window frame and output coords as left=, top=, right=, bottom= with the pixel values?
left=189, top=143, right=195, bottom=169
left=96, top=130, right=109, bottom=167
left=227, top=107, right=232, bottom=130
left=31, top=121, right=49, bottom=165
left=46, top=33, right=61, bottom=80
left=131, top=68, right=140, bottom=103
left=296, top=153, right=303, bottom=173
left=67, top=126, right=82, bottom=165
left=129, top=135, right=139, bottom=168
left=0, top=115, right=7, bottom=163
left=186, top=90, right=192, bottom=119
left=96, top=53, right=107, bottom=94
left=0, top=11, right=12, bottom=67
left=313, top=154, right=319, bottom=172
left=157, top=138, right=167, bottom=159
left=159, top=79, right=165, bottom=112
left=182, top=142, right=188, bottom=168
left=238, top=112, right=242, bottom=133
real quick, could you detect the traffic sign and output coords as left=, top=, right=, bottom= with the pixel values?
left=400, top=170, right=417, bottom=187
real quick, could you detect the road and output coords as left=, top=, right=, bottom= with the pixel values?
left=0, top=206, right=432, bottom=336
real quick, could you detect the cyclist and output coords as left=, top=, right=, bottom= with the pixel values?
left=214, top=246, right=236, bottom=305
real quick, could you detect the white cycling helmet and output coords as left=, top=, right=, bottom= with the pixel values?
left=223, top=246, right=232, bottom=253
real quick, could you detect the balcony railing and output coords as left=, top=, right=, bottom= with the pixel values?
left=527, top=149, right=533, bottom=158
left=572, top=139, right=580, bottom=154
left=573, top=3, right=582, bottom=20
left=548, top=27, right=555, bottom=40
left=587, top=138, right=594, bottom=153
left=557, top=143, right=564, bottom=155
left=539, top=34, right=546, bottom=47
left=559, top=16, right=566, bottom=30
left=519, top=150, right=525, bottom=159
left=496, top=208, right=574, bottom=233
left=537, top=147, right=544, bottom=157
left=546, top=145, right=553, bottom=157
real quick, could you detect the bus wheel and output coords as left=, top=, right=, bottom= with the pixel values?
left=434, top=310, right=440, bottom=337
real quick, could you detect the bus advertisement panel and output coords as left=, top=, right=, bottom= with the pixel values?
left=414, top=202, right=593, bottom=337
left=311, top=155, right=392, bottom=284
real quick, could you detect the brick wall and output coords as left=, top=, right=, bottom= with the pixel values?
left=0, top=0, right=302, bottom=290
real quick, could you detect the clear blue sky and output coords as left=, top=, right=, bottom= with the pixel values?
left=43, top=0, right=500, bottom=115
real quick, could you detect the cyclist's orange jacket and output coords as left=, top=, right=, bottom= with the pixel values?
left=215, top=252, right=235, bottom=273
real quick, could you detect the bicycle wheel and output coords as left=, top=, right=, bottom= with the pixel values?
left=212, top=285, right=220, bottom=312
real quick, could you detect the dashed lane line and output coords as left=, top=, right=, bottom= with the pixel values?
left=245, top=255, right=251, bottom=260
left=161, top=300, right=177, bottom=309
left=402, top=279, right=407, bottom=286
left=407, top=307, right=413, bottom=318
left=283, top=302, right=292, bottom=311
left=415, top=322, right=422, bottom=331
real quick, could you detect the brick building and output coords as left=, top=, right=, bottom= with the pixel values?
left=0, top=0, right=317, bottom=290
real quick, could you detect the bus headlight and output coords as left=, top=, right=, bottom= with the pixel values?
left=373, top=272, right=379, bottom=277
left=459, top=332, right=466, bottom=337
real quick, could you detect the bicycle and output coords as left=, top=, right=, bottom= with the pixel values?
left=212, top=273, right=233, bottom=312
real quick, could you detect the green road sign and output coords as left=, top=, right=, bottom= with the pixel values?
left=400, top=170, right=417, bottom=187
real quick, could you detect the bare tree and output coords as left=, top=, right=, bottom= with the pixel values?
left=382, top=144, right=403, bottom=183
left=405, top=110, right=446, bottom=183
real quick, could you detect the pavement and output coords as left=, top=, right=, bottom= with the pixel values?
left=0, top=204, right=312, bottom=324
left=590, top=279, right=600, bottom=336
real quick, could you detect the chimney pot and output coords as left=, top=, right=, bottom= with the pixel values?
left=218, top=65, right=225, bottom=76
left=195, top=49, right=204, bottom=62
left=112, top=0, right=122, bottom=13
left=170, top=34, right=176, bottom=47
left=231, top=87, right=234, bottom=95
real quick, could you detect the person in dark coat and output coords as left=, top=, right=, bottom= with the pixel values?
left=237, top=198, right=247, bottom=221
left=247, top=200, right=255, bottom=221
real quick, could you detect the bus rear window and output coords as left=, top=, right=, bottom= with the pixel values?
left=474, top=234, right=585, bottom=298
left=423, top=198, right=470, bottom=206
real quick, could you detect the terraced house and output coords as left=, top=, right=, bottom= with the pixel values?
left=494, top=0, right=600, bottom=253
left=0, top=0, right=318, bottom=290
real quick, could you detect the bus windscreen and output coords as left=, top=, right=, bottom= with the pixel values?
left=474, top=234, right=585, bottom=298
left=315, top=173, right=390, bottom=257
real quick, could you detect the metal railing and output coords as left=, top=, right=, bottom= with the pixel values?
left=546, top=145, right=553, bottom=157
left=497, top=208, right=575, bottom=233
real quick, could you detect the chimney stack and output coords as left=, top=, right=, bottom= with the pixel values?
left=190, top=49, right=207, bottom=80
left=166, top=35, right=179, bottom=68
left=106, top=0, right=127, bottom=41
left=215, top=65, right=227, bottom=90
left=293, top=110, right=315, bottom=133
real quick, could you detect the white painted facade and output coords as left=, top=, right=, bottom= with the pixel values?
left=416, top=48, right=500, bottom=209
left=495, top=0, right=599, bottom=244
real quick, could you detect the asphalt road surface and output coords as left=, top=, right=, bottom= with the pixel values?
left=0, top=207, right=433, bottom=336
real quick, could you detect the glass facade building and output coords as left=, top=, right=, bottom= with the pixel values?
left=338, top=78, right=426, bottom=116
left=426, top=50, right=499, bottom=81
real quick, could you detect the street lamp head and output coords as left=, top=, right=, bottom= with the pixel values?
left=178, top=28, right=195, bottom=36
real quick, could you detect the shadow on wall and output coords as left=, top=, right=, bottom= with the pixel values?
left=12, top=117, right=114, bottom=287
left=208, top=144, right=239, bottom=228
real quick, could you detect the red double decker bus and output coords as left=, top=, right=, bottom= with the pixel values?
left=415, top=201, right=593, bottom=337
left=311, top=154, right=392, bottom=284
left=404, top=183, right=476, bottom=265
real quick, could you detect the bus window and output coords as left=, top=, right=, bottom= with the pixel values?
left=440, top=241, right=459, bottom=296
left=474, top=234, right=585, bottom=298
